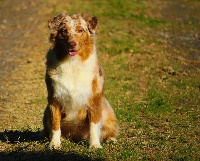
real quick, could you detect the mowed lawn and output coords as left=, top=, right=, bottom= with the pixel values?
left=0, top=0, right=199, bottom=160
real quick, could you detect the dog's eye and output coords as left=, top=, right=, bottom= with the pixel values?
left=62, top=29, right=68, bottom=34
left=78, top=29, right=84, bottom=33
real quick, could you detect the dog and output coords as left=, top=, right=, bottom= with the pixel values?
left=43, top=13, right=118, bottom=149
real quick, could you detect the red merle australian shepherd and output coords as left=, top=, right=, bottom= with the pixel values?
left=43, top=13, right=118, bottom=149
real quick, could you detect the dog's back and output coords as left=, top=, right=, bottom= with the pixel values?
left=43, top=14, right=118, bottom=149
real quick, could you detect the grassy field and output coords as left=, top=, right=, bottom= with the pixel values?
left=0, top=0, right=199, bottom=160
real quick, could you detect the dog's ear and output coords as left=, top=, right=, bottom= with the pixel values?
left=83, top=14, right=98, bottom=34
left=48, top=13, right=66, bottom=33
left=48, top=14, right=66, bottom=42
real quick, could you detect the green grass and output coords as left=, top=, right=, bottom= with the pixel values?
left=1, top=0, right=200, bottom=160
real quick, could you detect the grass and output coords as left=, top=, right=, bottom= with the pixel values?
left=0, top=0, right=200, bottom=160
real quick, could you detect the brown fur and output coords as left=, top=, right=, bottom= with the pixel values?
left=88, top=93, right=103, bottom=124
left=51, top=105, right=61, bottom=131
left=75, top=31, right=94, bottom=62
left=92, top=76, right=98, bottom=93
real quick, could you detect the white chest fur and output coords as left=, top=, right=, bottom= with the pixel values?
left=52, top=54, right=97, bottom=112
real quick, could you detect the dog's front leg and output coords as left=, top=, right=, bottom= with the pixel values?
left=88, top=93, right=103, bottom=148
left=49, top=104, right=61, bottom=149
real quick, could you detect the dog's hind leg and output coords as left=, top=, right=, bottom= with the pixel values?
left=101, top=98, right=119, bottom=142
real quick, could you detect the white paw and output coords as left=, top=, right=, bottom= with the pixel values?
left=49, top=130, right=61, bottom=149
left=49, top=139, right=61, bottom=149
left=89, top=144, right=102, bottom=149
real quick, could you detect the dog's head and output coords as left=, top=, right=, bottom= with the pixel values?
left=48, top=13, right=98, bottom=60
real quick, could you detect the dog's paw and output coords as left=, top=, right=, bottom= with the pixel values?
left=49, top=130, right=61, bottom=149
left=89, top=144, right=102, bottom=149
left=49, top=140, right=61, bottom=149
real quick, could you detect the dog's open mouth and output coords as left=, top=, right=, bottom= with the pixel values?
left=68, top=50, right=77, bottom=56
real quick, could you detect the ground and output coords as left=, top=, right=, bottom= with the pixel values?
left=0, top=0, right=199, bottom=160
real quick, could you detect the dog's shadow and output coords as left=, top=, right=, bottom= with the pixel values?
left=0, top=129, right=104, bottom=161
left=0, top=129, right=45, bottom=144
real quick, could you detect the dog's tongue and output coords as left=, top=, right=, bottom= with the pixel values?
left=69, top=51, right=77, bottom=56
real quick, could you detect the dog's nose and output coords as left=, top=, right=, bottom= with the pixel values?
left=69, top=41, right=76, bottom=48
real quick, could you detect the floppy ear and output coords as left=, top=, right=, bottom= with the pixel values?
left=48, top=13, right=66, bottom=33
left=83, top=14, right=98, bottom=34
left=48, top=14, right=66, bottom=42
